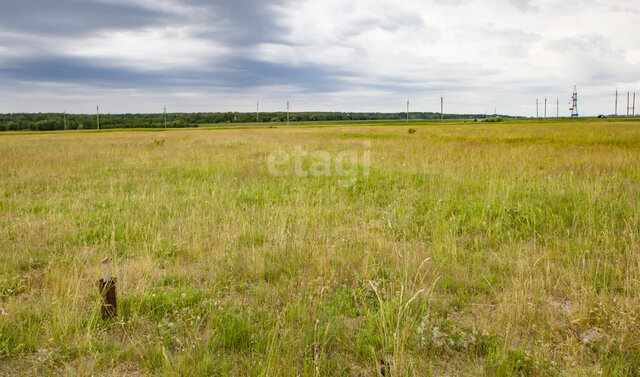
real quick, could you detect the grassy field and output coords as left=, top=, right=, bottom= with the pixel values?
left=1, top=119, right=639, bottom=376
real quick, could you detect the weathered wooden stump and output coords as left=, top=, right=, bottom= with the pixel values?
left=97, top=258, right=117, bottom=320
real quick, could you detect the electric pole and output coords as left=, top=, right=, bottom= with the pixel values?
left=256, top=101, right=259, bottom=124
left=615, top=88, right=618, bottom=117
left=627, top=92, right=630, bottom=117
left=536, top=99, right=539, bottom=118
left=440, top=96, right=443, bottom=122
left=164, top=105, right=167, bottom=128
left=406, top=99, right=409, bottom=123
left=63, top=111, right=67, bottom=130
left=287, top=100, right=290, bottom=126
left=97, top=105, right=100, bottom=130
left=556, top=98, right=559, bottom=118
left=544, top=98, right=547, bottom=119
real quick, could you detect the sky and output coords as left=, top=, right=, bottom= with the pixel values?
left=0, top=0, right=638, bottom=116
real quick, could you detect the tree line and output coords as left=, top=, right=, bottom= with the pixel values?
left=0, top=112, right=508, bottom=131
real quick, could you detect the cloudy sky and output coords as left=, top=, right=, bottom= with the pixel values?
left=0, top=0, right=638, bottom=116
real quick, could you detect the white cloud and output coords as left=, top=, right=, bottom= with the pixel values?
left=67, top=26, right=228, bottom=70
left=255, top=0, right=640, bottom=115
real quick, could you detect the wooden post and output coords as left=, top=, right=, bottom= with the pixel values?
left=97, top=257, right=117, bottom=320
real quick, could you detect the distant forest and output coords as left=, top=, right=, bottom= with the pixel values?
left=0, top=112, right=510, bottom=131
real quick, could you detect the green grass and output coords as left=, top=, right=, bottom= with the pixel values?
left=1, top=119, right=639, bottom=376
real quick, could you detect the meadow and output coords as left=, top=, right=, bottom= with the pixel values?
left=0, top=118, right=639, bottom=376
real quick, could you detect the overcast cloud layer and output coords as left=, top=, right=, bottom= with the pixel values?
left=0, top=0, right=639, bottom=116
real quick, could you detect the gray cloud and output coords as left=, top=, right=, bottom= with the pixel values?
left=0, top=56, right=166, bottom=87
left=0, top=0, right=290, bottom=46
left=0, top=0, right=637, bottom=115
left=0, top=54, right=343, bottom=93
left=0, top=0, right=310, bottom=89
left=0, top=0, right=165, bottom=36
left=187, top=0, right=289, bottom=44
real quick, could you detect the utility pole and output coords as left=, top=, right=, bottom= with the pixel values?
left=256, top=101, right=259, bottom=124
left=286, top=100, right=290, bottom=126
left=63, top=110, right=67, bottom=130
left=556, top=98, right=559, bottom=118
left=536, top=99, right=539, bottom=118
left=440, top=96, right=443, bottom=122
left=633, top=93, right=636, bottom=116
left=97, top=105, right=100, bottom=130
left=627, top=92, right=630, bottom=117
left=164, top=105, right=167, bottom=128
left=406, top=99, right=409, bottom=123
left=544, top=98, right=547, bottom=119
left=615, top=88, right=618, bottom=117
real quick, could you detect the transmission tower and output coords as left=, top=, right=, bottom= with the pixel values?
left=569, top=86, right=578, bottom=117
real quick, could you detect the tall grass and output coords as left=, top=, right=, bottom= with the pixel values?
left=0, top=119, right=639, bottom=375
